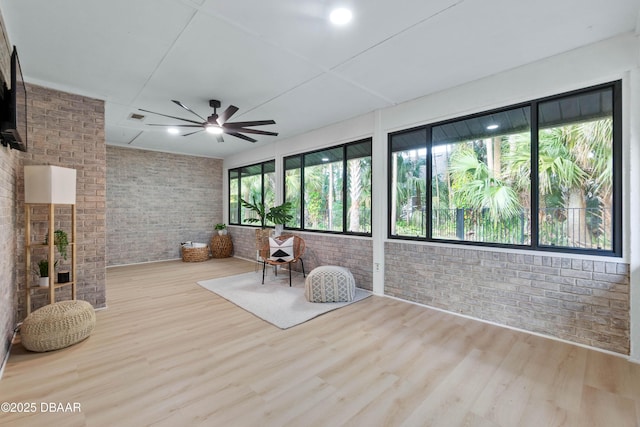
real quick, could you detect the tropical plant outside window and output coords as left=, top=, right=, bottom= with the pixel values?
left=228, top=160, right=275, bottom=226
left=285, top=138, right=372, bottom=235
left=389, top=82, right=620, bottom=255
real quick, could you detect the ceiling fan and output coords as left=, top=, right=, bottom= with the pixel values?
left=139, top=99, right=278, bottom=143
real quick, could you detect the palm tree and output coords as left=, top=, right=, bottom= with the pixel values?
left=503, top=118, right=613, bottom=248
left=448, top=143, right=521, bottom=222
left=347, top=157, right=371, bottom=233
left=391, top=150, right=427, bottom=236
left=536, top=118, right=612, bottom=248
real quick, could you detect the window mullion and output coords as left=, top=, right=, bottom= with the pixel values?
left=531, top=101, right=540, bottom=250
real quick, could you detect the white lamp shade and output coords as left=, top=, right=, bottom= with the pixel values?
left=24, top=165, right=76, bottom=204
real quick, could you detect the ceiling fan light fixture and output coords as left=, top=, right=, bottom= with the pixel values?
left=206, top=125, right=223, bottom=134
left=330, top=8, right=352, bottom=25
left=167, top=127, right=180, bottom=135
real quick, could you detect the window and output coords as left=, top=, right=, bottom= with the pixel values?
left=389, top=81, right=621, bottom=256
left=228, top=160, right=275, bottom=226
left=285, top=138, right=372, bottom=235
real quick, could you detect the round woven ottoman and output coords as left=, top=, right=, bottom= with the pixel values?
left=21, top=300, right=96, bottom=352
left=305, top=266, right=356, bottom=303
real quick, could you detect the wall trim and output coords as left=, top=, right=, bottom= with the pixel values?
left=383, top=293, right=636, bottom=363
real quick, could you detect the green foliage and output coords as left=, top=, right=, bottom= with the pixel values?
left=240, top=197, right=293, bottom=227
left=266, top=201, right=294, bottom=225
left=214, top=223, right=226, bottom=230
left=241, top=196, right=267, bottom=226
left=44, top=229, right=69, bottom=260
left=35, top=259, right=58, bottom=277
left=448, top=146, right=521, bottom=222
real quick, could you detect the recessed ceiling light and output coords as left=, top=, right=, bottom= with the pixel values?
left=330, top=8, right=352, bottom=25
left=486, top=124, right=499, bottom=130
left=167, top=127, right=180, bottom=135
left=206, top=125, right=223, bottom=135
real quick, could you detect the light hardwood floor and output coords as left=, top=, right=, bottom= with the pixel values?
left=2, top=258, right=640, bottom=427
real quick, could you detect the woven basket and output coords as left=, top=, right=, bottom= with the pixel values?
left=21, top=300, right=96, bottom=352
left=182, top=243, right=209, bottom=262
left=210, top=235, right=233, bottom=258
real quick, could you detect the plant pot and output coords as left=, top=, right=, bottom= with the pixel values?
left=255, top=228, right=272, bottom=261
left=58, top=271, right=70, bottom=283
left=218, top=229, right=228, bottom=236
left=39, top=277, right=49, bottom=288
left=274, top=224, right=284, bottom=237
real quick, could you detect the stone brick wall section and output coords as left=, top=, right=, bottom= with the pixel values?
left=229, top=226, right=373, bottom=290
left=106, top=146, right=223, bottom=266
left=384, top=241, right=630, bottom=354
left=0, top=9, right=19, bottom=367
left=15, top=83, right=107, bottom=321
left=0, top=147, right=18, bottom=366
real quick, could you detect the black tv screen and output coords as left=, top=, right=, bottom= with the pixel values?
left=1, top=46, right=27, bottom=152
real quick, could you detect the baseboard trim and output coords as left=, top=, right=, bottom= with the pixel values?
left=383, top=294, right=635, bottom=363
left=0, top=325, right=18, bottom=381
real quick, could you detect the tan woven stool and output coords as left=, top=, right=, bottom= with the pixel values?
left=21, top=300, right=96, bottom=352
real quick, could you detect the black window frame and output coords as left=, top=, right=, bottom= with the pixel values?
left=228, top=159, right=276, bottom=227
left=284, top=137, right=372, bottom=236
left=388, top=80, right=622, bottom=257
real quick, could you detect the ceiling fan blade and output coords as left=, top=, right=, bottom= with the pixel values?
left=171, top=100, right=208, bottom=122
left=224, top=130, right=257, bottom=143
left=139, top=108, right=203, bottom=125
left=216, top=105, right=239, bottom=125
left=230, top=127, right=279, bottom=136
left=182, top=130, right=204, bottom=137
left=223, top=120, right=276, bottom=128
left=147, top=124, right=203, bottom=128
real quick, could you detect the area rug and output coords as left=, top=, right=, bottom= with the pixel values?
left=197, top=271, right=371, bottom=329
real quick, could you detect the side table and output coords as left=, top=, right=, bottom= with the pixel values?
left=210, top=234, right=233, bottom=258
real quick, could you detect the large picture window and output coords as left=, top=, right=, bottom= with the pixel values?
left=389, top=81, right=621, bottom=256
left=285, top=138, right=372, bottom=235
left=228, top=160, right=275, bottom=226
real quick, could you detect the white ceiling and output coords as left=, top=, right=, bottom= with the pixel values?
left=1, top=0, right=638, bottom=158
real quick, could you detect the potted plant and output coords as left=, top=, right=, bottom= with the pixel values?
left=44, top=229, right=69, bottom=260
left=34, top=259, right=57, bottom=288
left=241, top=198, right=294, bottom=230
left=215, top=223, right=228, bottom=235
left=266, top=201, right=294, bottom=236
left=241, top=197, right=294, bottom=257
left=241, top=196, right=267, bottom=228
left=45, top=229, right=70, bottom=282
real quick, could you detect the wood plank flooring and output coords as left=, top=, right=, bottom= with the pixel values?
left=1, top=258, right=639, bottom=426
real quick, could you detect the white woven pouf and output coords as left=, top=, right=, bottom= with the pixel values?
left=305, top=266, right=355, bottom=303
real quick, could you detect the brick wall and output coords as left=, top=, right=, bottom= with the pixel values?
left=15, top=84, right=107, bottom=321
left=0, top=11, right=19, bottom=365
left=229, top=226, right=373, bottom=290
left=384, top=241, right=630, bottom=354
left=106, top=146, right=223, bottom=266
left=0, top=147, right=18, bottom=366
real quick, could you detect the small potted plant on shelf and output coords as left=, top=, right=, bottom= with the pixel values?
left=34, top=259, right=57, bottom=288
left=44, top=229, right=69, bottom=259
left=215, top=223, right=228, bottom=235
left=45, top=229, right=70, bottom=282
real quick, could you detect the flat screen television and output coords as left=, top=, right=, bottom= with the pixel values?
left=1, top=46, right=27, bottom=152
